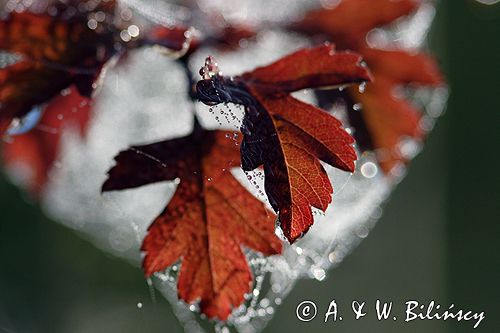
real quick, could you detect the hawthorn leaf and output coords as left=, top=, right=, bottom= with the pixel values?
left=0, top=1, right=190, bottom=135
left=1, top=86, right=91, bottom=193
left=102, top=122, right=282, bottom=320
left=291, top=0, right=418, bottom=50
left=293, top=0, right=445, bottom=173
left=348, top=47, right=443, bottom=171
left=196, top=44, right=372, bottom=243
left=0, top=4, right=114, bottom=134
left=359, top=47, right=444, bottom=86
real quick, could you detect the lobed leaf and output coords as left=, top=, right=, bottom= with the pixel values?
left=292, top=0, right=418, bottom=49
left=0, top=2, right=191, bottom=135
left=102, top=124, right=282, bottom=320
left=197, top=45, right=371, bottom=242
left=293, top=0, right=445, bottom=173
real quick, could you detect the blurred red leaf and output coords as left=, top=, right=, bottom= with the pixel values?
left=0, top=3, right=115, bottom=134
left=293, top=0, right=444, bottom=173
left=0, top=1, right=192, bottom=193
left=196, top=44, right=371, bottom=243
left=102, top=122, right=282, bottom=320
left=292, top=0, right=418, bottom=50
left=1, top=86, right=91, bottom=193
left=0, top=1, right=190, bottom=135
left=349, top=47, right=443, bottom=171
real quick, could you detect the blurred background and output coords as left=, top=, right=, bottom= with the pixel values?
left=0, top=0, right=499, bottom=332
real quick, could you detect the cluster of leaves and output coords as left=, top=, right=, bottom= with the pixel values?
left=0, top=0, right=443, bottom=321
left=0, top=0, right=189, bottom=192
left=291, top=0, right=444, bottom=172
left=196, top=45, right=371, bottom=242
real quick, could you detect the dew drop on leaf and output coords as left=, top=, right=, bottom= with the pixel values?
left=358, top=82, right=366, bottom=93
left=199, top=56, right=220, bottom=80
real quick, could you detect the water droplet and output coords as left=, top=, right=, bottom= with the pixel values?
left=95, top=11, right=106, bottom=22
left=398, top=137, right=422, bottom=159
left=60, top=88, right=71, bottom=96
left=356, top=226, right=370, bottom=238
left=199, top=56, right=220, bottom=79
left=216, top=326, right=230, bottom=333
left=360, top=162, right=378, bottom=178
left=87, top=18, right=98, bottom=30
left=127, top=25, right=140, bottom=38
left=328, top=252, right=337, bottom=263
left=260, top=298, right=270, bottom=307
left=358, top=82, right=367, bottom=93
left=271, top=283, right=282, bottom=293
left=312, top=268, right=326, bottom=281
left=371, top=207, right=383, bottom=219
left=120, top=30, right=132, bottom=42
left=120, top=8, right=133, bottom=21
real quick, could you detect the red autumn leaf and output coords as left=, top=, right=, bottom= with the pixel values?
left=0, top=1, right=190, bottom=135
left=1, top=86, right=91, bottom=193
left=293, top=0, right=444, bottom=173
left=196, top=44, right=372, bottom=243
left=0, top=1, right=191, bottom=192
left=102, top=122, right=282, bottom=320
left=349, top=47, right=443, bottom=172
left=292, top=0, right=418, bottom=50
left=0, top=2, right=115, bottom=134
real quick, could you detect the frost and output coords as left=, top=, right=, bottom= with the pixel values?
left=1, top=1, right=448, bottom=333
